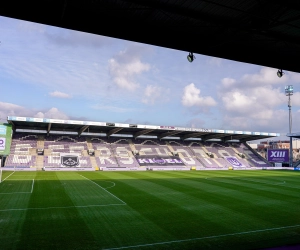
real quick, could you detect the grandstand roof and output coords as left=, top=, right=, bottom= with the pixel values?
left=7, top=116, right=279, bottom=142
left=287, top=132, right=300, bottom=139
left=0, top=1, right=300, bottom=73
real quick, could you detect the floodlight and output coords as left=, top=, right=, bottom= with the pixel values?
left=187, top=52, right=195, bottom=63
left=285, top=85, right=293, bottom=96
left=277, top=69, right=284, bottom=78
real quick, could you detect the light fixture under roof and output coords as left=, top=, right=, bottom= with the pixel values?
left=187, top=52, right=195, bottom=63
left=277, top=69, right=284, bottom=78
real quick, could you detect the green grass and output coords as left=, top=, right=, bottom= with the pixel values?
left=0, top=170, right=300, bottom=250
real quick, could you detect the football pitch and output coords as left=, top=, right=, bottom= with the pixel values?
left=0, top=170, right=299, bottom=250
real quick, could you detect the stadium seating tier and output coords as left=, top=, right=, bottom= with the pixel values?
left=4, top=133, right=272, bottom=169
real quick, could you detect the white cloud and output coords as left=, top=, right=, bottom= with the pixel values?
left=142, top=85, right=167, bottom=104
left=221, top=87, right=285, bottom=116
left=207, top=57, right=222, bottom=66
left=109, top=45, right=150, bottom=91
left=34, top=108, right=69, bottom=119
left=0, top=102, right=69, bottom=120
left=186, top=118, right=206, bottom=128
left=49, top=91, right=71, bottom=99
left=218, top=67, right=300, bottom=132
left=222, top=109, right=292, bottom=133
left=241, top=67, right=287, bottom=85
left=182, top=83, right=217, bottom=107
left=221, top=78, right=236, bottom=88
left=288, top=71, right=300, bottom=82
left=291, top=92, right=300, bottom=106
left=92, top=105, right=138, bottom=113
left=0, top=102, right=31, bottom=119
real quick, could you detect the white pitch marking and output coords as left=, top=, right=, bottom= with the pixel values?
left=103, top=181, right=116, bottom=189
left=0, top=203, right=126, bottom=212
left=104, top=224, right=300, bottom=250
left=235, top=177, right=286, bottom=186
left=5, top=174, right=35, bottom=176
left=79, top=174, right=126, bottom=204
left=30, top=179, right=34, bottom=193
left=205, top=176, right=288, bottom=187
left=1, top=171, right=15, bottom=182
left=233, top=178, right=300, bottom=190
left=0, top=192, right=32, bottom=195
left=206, top=177, right=300, bottom=190
left=0, top=179, right=35, bottom=194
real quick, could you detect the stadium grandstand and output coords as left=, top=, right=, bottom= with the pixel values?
left=0, top=116, right=287, bottom=171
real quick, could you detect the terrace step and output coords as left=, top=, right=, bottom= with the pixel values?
left=36, top=155, right=44, bottom=169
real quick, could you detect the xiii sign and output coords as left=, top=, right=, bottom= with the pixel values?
left=267, top=149, right=289, bottom=163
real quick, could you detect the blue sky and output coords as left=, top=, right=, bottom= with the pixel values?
left=0, top=16, right=300, bottom=138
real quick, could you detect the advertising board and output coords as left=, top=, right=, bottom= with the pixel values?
left=267, top=149, right=289, bottom=162
left=135, top=155, right=185, bottom=167
left=0, top=124, right=12, bottom=156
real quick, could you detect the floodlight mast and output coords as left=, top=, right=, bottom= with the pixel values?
left=285, top=85, right=293, bottom=168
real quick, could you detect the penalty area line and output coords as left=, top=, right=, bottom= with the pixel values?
left=235, top=177, right=286, bottom=186
left=0, top=192, right=32, bottom=195
left=104, top=224, right=300, bottom=250
left=0, top=203, right=126, bottom=212
left=78, top=174, right=126, bottom=205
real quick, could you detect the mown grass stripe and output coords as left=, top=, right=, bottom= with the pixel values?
left=104, top=224, right=300, bottom=250
left=1, top=170, right=299, bottom=250
left=78, top=174, right=126, bottom=204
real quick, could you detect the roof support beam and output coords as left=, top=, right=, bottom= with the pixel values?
left=107, top=127, right=123, bottom=137
left=78, top=125, right=89, bottom=136
left=47, top=123, right=52, bottom=135
left=134, top=129, right=153, bottom=139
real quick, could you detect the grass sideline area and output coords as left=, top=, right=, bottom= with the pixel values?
left=0, top=170, right=299, bottom=250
